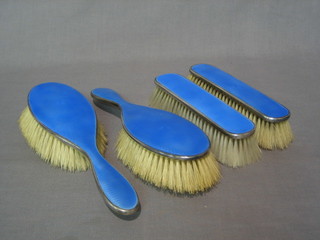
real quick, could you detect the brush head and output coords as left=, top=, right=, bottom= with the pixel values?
left=92, top=88, right=211, bottom=160
left=27, top=82, right=101, bottom=152
left=19, top=106, right=107, bottom=171
left=116, top=128, right=220, bottom=194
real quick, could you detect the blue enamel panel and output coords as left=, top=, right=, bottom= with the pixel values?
left=28, top=83, right=139, bottom=214
left=190, top=64, right=290, bottom=121
left=28, top=83, right=97, bottom=150
left=155, top=74, right=255, bottom=136
left=91, top=88, right=210, bottom=158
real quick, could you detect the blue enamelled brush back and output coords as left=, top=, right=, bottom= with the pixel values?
left=190, top=64, right=290, bottom=122
left=91, top=88, right=210, bottom=159
left=155, top=74, right=255, bottom=138
left=28, top=82, right=139, bottom=215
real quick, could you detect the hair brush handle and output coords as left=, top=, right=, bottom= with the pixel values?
left=87, top=148, right=140, bottom=216
left=91, top=88, right=128, bottom=108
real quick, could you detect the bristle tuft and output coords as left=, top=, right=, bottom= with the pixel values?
left=150, top=87, right=261, bottom=167
left=116, top=128, right=220, bottom=194
left=18, top=107, right=107, bottom=171
left=188, top=74, right=294, bottom=149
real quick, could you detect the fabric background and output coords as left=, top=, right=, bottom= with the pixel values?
left=1, top=1, right=319, bottom=239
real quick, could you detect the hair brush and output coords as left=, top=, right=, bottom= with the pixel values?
left=19, top=82, right=140, bottom=216
left=91, top=88, right=220, bottom=194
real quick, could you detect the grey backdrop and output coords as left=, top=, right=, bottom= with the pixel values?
left=1, top=1, right=319, bottom=240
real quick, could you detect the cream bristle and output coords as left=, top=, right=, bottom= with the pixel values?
left=116, top=128, right=220, bottom=194
left=18, top=107, right=107, bottom=171
left=188, top=74, right=294, bottom=150
left=150, top=87, right=261, bottom=168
